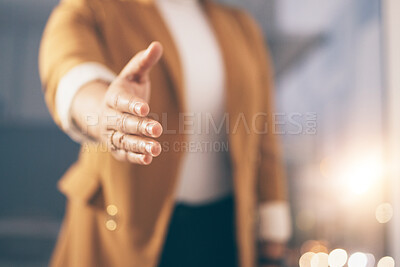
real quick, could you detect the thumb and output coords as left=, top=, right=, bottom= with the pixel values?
left=119, top=41, right=163, bottom=82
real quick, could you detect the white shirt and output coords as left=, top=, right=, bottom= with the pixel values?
left=55, top=0, right=291, bottom=242
left=156, top=0, right=233, bottom=204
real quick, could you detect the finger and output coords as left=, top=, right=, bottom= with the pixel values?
left=106, top=91, right=149, bottom=117
left=106, top=110, right=162, bottom=138
left=111, top=148, right=128, bottom=161
left=111, top=149, right=153, bottom=165
left=119, top=41, right=163, bottom=82
left=111, top=131, right=162, bottom=157
left=127, top=152, right=153, bottom=165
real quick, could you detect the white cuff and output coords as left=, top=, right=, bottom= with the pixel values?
left=258, top=201, right=292, bottom=242
left=55, top=62, right=117, bottom=143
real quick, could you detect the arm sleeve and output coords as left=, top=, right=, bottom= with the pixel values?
left=237, top=10, right=292, bottom=242
left=39, top=0, right=110, bottom=128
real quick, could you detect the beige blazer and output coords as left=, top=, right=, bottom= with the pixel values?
left=39, top=0, right=287, bottom=266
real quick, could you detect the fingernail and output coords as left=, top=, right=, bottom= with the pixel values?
left=142, top=154, right=152, bottom=165
left=152, top=143, right=162, bottom=156
left=143, top=46, right=151, bottom=57
left=145, top=143, right=152, bottom=154
left=134, top=103, right=143, bottom=115
left=152, top=124, right=162, bottom=137
left=146, top=123, right=156, bottom=135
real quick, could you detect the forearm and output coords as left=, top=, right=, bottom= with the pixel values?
left=70, top=80, right=108, bottom=141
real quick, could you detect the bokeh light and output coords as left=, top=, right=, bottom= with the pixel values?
left=366, top=253, right=376, bottom=267
left=342, top=154, right=383, bottom=195
left=376, top=203, right=393, bottom=223
left=311, top=252, right=329, bottom=267
left=301, top=240, right=329, bottom=254
left=377, top=256, right=395, bottom=267
left=299, top=252, right=316, bottom=267
left=348, top=252, right=368, bottom=267
left=328, top=248, right=348, bottom=267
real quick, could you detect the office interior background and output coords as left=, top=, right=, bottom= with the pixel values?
left=0, top=0, right=399, bottom=266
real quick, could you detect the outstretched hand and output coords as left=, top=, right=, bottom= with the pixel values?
left=100, top=42, right=164, bottom=165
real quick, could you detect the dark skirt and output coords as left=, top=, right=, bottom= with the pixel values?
left=158, top=196, right=238, bottom=267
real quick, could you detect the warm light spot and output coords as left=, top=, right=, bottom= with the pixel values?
left=296, top=209, right=315, bottom=231
left=348, top=252, right=368, bottom=267
left=105, top=219, right=117, bottom=231
left=377, top=256, right=395, bottom=267
left=366, top=254, right=376, bottom=267
left=340, top=154, right=383, bottom=195
left=299, top=252, right=316, bottom=267
left=301, top=240, right=329, bottom=254
left=310, top=244, right=329, bottom=254
left=376, top=203, right=393, bottom=223
left=328, top=249, right=348, bottom=267
left=107, top=204, right=118, bottom=216
left=311, top=252, right=329, bottom=267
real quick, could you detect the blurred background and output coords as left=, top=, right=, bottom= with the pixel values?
left=0, top=0, right=399, bottom=266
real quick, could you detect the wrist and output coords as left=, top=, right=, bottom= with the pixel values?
left=70, top=80, right=108, bottom=141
